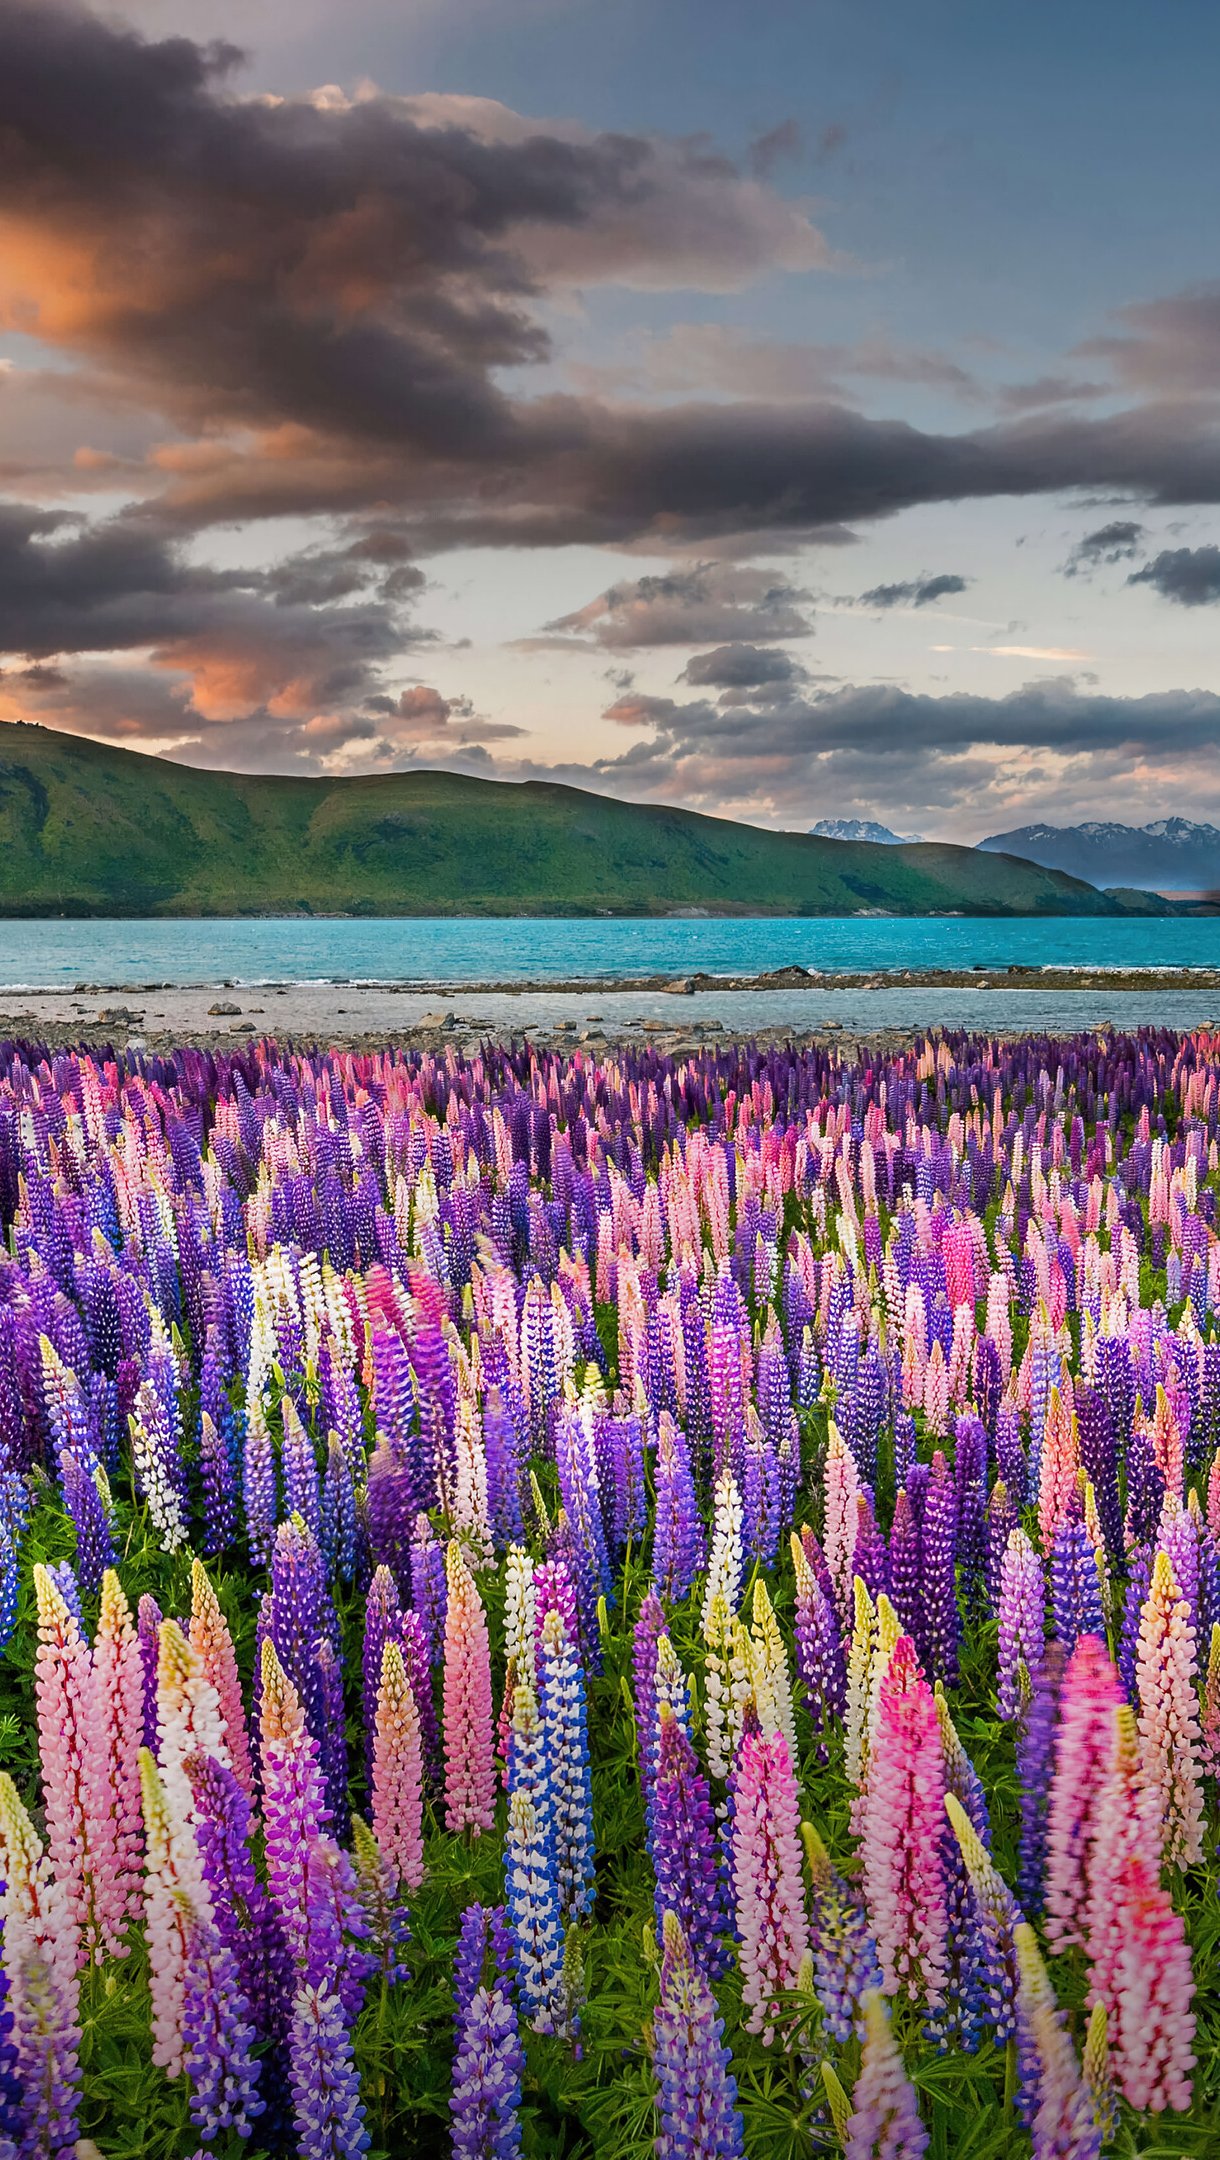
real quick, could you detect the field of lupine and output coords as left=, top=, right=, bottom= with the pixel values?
left=0, top=1027, right=1218, bottom=2160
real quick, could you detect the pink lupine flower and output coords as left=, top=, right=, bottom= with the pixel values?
left=1037, top=1386, right=1079, bottom=1553
left=860, top=1635, right=947, bottom=2010
left=139, top=1747, right=210, bottom=2075
left=730, top=1723, right=809, bottom=2040
left=1135, top=1549, right=1204, bottom=1868
left=1086, top=1705, right=1195, bottom=2113
left=1044, top=1636, right=1122, bottom=1953
left=443, top=1542, right=496, bottom=1835
left=189, top=1560, right=254, bottom=1801
left=155, top=1619, right=230, bottom=1832
left=1202, top=1620, right=1220, bottom=1778
left=824, top=1426, right=860, bottom=1619
left=372, top=1639, right=425, bottom=1892
left=32, top=1563, right=96, bottom=1965
left=921, top=1341, right=949, bottom=1438
left=86, top=1568, right=145, bottom=1959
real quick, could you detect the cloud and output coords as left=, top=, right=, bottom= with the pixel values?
left=1064, top=520, right=1146, bottom=574
left=543, top=564, right=813, bottom=648
left=856, top=573, right=970, bottom=610
left=1078, top=285, right=1220, bottom=398
left=1127, top=545, right=1220, bottom=607
left=678, top=643, right=808, bottom=688
left=601, top=323, right=981, bottom=403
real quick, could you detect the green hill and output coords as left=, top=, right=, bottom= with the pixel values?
left=0, top=721, right=1155, bottom=918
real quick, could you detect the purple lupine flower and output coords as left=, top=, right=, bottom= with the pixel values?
left=1074, top=1384, right=1121, bottom=1561
left=1118, top=1541, right=1153, bottom=1705
left=632, top=1593, right=668, bottom=1801
left=243, top=1406, right=278, bottom=1568
left=288, top=1983, right=370, bottom=2160
left=299, top=1840, right=374, bottom=2023
left=922, top=1450, right=960, bottom=1686
left=268, top=1516, right=336, bottom=1757
left=321, top=1433, right=357, bottom=1584
left=793, top=1543, right=846, bottom=1754
left=649, top=1703, right=728, bottom=1976
left=652, top=1414, right=705, bottom=1605
left=805, top=1828, right=884, bottom=2045
left=409, top=1514, right=448, bottom=1667
left=847, top=1990, right=929, bottom=2160
left=1124, top=1427, right=1165, bottom=1546
left=996, top=1529, right=1045, bottom=1722
left=282, top=1401, right=322, bottom=1540
left=953, top=1415, right=988, bottom=1606
left=60, top=1448, right=115, bottom=1595
left=1016, top=1642, right=1065, bottom=1914
left=0, top=1904, right=22, bottom=2152
left=137, top=1591, right=163, bottom=1754
left=185, top=1752, right=292, bottom=2055
left=984, top=1478, right=1019, bottom=1609
left=652, top=1912, right=745, bottom=2160
left=888, top=1489, right=925, bottom=1667
left=1048, top=1511, right=1105, bottom=1659
left=483, top=1384, right=524, bottom=1551
left=362, top=1565, right=405, bottom=1780
left=995, top=1403, right=1026, bottom=1509
left=852, top=1490, right=888, bottom=1602
left=199, top=1409, right=238, bottom=1557
left=182, top=1909, right=264, bottom=2140
left=892, top=1410, right=917, bottom=1493
left=450, top=1904, right=524, bottom=2160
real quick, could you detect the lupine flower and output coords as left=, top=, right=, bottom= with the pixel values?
left=791, top=1530, right=846, bottom=1751
left=0, top=1772, right=82, bottom=2159
left=350, top=1815, right=411, bottom=1987
left=442, top=1543, right=496, bottom=1835
left=503, top=1786, right=567, bottom=2038
left=1085, top=1705, right=1195, bottom=2112
left=845, top=1988, right=929, bottom=2160
left=649, top=1702, right=727, bottom=1975
left=652, top=1910, right=745, bottom=2160
left=860, top=1635, right=947, bottom=2011
left=259, top=1640, right=329, bottom=1967
left=730, top=1723, right=809, bottom=2040
left=921, top=1452, right=959, bottom=1686
left=186, top=1749, right=292, bottom=2059
left=31, top=1564, right=97, bottom=1963
left=1044, top=1636, right=1122, bottom=1951
left=943, top=1794, right=1021, bottom=2044
left=372, top=1640, right=425, bottom=1893
left=802, top=1822, right=883, bottom=2044
left=1135, top=1549, right=1204, bottom=1867
left=537, top=1607, right=595, bottom=1921
left=450, top=1903, right=524, bottom=2160
left=288, top=1982, right=370, bottom=2160
left=188, top=1559, right=254, bottom=1801
left=997, top=1529, right=1044, bottom=1721
left=139, top=1748, right=210, bottom=2076
left=130, top=1378, right=189, bottom=1552
left=86, top=1568, right=144, bottom=1959
left=1014, top=1923, right=1101, bottom=2160
left=182, top=1902, right=264, bottom=2140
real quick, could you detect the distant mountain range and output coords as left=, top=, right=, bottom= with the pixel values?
left=0, top=720, right=1160, bottom=917
left=978, top=817, right=1220, bottom=892
left=809, top=818, right=924, bottom=845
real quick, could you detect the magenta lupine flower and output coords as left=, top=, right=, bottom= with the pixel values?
left=652, top=1911, right=745, bottom=2160
left=288, top=1982, right=370, bottom=2160
left=730, top=1723, right=809, bottom=2040
left=996, top=1529, right=1045, bottom=1722
left=860, top=1636, right=947, bottom=2012
left=372, top=1640, right=425, bottom=1893
left=844, top=1989, right=928, bottom=2160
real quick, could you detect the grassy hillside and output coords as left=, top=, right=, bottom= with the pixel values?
left=0, top=721, right=1145, bottom=917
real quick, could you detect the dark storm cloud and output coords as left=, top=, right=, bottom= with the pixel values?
left=856, top=573, right=969, bottom=609
left=1127, top=545, right=1220, bottom=606
left=1064, top=520, right=1146, bottom=574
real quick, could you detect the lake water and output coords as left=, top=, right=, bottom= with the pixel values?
left=3, top=914, right=1220, bottom=990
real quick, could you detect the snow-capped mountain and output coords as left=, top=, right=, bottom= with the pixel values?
left=978, top=817, right=1220, bottom=890
left=809, top=818, right=923, bottom=846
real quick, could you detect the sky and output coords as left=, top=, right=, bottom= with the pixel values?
left=2, top=0, right=1220, bottom=842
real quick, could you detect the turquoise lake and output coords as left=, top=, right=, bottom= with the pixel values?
left=3, top=914, right=1220, bottom=989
